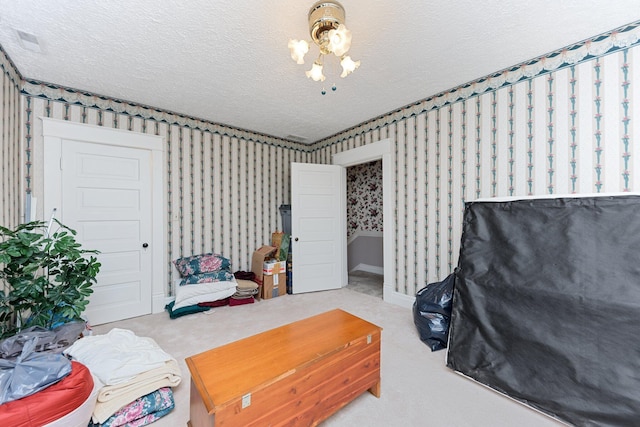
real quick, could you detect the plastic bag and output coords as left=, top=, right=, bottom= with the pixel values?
left=279, top=234, right=290, bottom=261
left=0, top=337, right=72, bottom=404
left=0, top=320, right=85, bottom=359
left=413, top=272, right=455, bottom=351
left=271, top=232, right=290, bottom=261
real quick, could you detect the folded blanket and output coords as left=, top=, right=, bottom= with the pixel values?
left=173, top=280, right=237, bottom=310
left=165, top=301, right=211, bottom=319
left=197, top=298, right=230, bottom=308
left=64, top=329, right=175, bottom=386
left=233, top=270, right=256, bottom=280
left=92, top=359, right=181, bottom=424
left=229, top=296, right=254, bottom=306
left=90, top=387, right=175, bottom=427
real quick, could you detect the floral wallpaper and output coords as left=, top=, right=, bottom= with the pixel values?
left=346, top=160, right=383, bottom=238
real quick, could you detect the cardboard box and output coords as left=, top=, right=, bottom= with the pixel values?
left=251, top=245, right=277, bottom=282
left=261, top=273, right=286, bottom=299
left=263, top=260, right=286, bottom=275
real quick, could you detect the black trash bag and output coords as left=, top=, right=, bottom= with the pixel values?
left=413, top=272, right=455, bottom=351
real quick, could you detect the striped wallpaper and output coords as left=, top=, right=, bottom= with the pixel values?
left=0, top=45, right=22, bottom=230
left=20, top=97, right=310, bottom=290
left=312, top=22, right=640, bottom=296
left=1, top=21, right=639, bottom=299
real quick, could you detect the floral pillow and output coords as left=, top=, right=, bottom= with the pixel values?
left=179, top=270, right=235, bottom=286
left=173, top=253, right=231, bottom=277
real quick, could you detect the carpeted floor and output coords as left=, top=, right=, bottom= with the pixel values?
left=346, top=270, right=383, bottom=298
left=92, top=287, right=563, bottom=426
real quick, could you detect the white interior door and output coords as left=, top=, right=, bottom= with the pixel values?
left=61, top=141, right=153, bottom=325
left=43, top=118, right=166, bottom=324
left=291, top=163, right=346, bottom=293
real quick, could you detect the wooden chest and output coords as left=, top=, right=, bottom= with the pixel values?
left=185, top=309, right=382, bottom=426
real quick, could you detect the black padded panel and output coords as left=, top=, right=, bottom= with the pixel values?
left=447, top=195, right=640, bottom=427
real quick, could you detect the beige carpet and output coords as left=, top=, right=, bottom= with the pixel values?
left=346, top=271, right=383, bottom=298
left=92, top=287, right=564, bottom=426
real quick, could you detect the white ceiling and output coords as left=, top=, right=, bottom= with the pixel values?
left=1, top=1, right=639, bottom=144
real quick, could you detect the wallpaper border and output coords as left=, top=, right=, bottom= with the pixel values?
left=0, top=44, right=22, bottom=88
left=20, top=79, right=308, bottom=152
left=9, top=20, right=640, bottom=154
left=312, top=20, right=640, bottom=150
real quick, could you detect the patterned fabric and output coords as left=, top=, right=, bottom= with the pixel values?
left=346, top=160, right=383, bottom=238
left=178, top=270, right=235, bottom=286
left=173, top=253, right=231, bottom=277
left=90, top=387, right=174, bottom=427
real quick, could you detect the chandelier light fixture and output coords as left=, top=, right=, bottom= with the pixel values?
left=288, top=1, right=360, bottom=95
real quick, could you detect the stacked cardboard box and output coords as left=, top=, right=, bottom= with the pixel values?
left=263, top=273, right=286, bottom=299
left=251, top=246, right=286, bottom=299
left=263, top=260, right=286, bottom=275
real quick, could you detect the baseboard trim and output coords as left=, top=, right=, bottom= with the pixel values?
left=383, top=287, right=415, bottom=308
left=350, top=263, right=384, bottom=275
left=347, top=230, right=383, bottom=245
left=154, top=293, right=171, bottom=313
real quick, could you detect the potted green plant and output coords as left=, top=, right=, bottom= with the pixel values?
left=0, top=219, right=101, bottom=339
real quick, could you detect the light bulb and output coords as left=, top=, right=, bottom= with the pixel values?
left=340, top=55, right=360, bottom=78
left=327, top=24, right=352, bottom=57
left=305, top=61, right=326, bottom=82
left=288, top=39, right=309, bottom=65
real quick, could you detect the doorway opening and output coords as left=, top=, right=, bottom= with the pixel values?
left=345, top=160, right=383, bottom=298
left=333, top=139, right=394, bottom=302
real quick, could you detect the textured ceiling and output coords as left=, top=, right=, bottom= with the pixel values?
left=1, top=1, right=639, bottom=143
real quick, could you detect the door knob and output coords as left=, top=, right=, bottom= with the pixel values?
left=142, top=243, right=149, bottom=248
